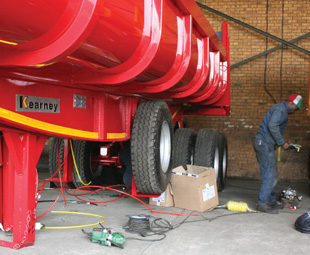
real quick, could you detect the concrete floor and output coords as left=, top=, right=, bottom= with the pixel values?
left=1, top=168, right=310, bottom=255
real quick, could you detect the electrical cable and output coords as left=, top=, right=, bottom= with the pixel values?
left=38, top=147, right=220, bottom=224
left=124, top=215, right=172, bottom=242
left=35, top=141, right=73, bottom=220
left=125, top=209, right=254, bottom=243
left=126, top=235, right=166, bottom=242
left=36, top=196, right=60, bottom=221
left=151, top=217, right=173, bottom=234
left=125, top=216, right=173, bottom=235
left=41, top=182, right=199, bottom=217
left=279, top=0, right=284, bottom=102
left=70, top=185, right=200, bottom=217
left=173, top=211, right=250, bottom=227
left=38, top=140, right=64, bottom=192
left=42, top=211, right=106, bottom=230
left=125, top=216, right=151, bottom=235
left=58, top=160, right=67, bottom=206
left=36, top=163, right=66, bottom=221
left=39, top=184, right=264, bottom=239
left=37, top=160, right=64, bottom=198
left=69, top=185, right=129, bottom=204
left=295, top=212, right=310, bottom=234
left=37, top=162, right=68, bottom=207
left=37, top=144, right=203, bottom=230
left=38, top=141, right=197, bottom=218
left=69, top=139, right=91, bottom=186
left=264, top=0, right=277, bottom=104
left=36, top=157, right=66, bottom=221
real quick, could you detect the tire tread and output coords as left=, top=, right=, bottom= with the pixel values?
left=131, top=101, right=173, bottom=194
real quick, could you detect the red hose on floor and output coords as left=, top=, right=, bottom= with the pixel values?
left=68, top=185, right=200, bottom=217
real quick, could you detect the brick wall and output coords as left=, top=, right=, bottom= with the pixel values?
left=184, top=0, right=310, bottom=181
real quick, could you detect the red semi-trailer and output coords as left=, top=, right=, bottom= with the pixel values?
left=0, top=0, right=230, bottom=249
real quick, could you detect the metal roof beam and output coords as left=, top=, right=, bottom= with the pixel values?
left=197, top=2, right=310, bottom=55
left=231, top=33, right=310, bottom=69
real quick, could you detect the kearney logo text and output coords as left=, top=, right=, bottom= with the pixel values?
left=16, top=95, right=60, bottom=113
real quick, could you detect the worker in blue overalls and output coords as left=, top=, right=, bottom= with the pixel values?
left=254, top=95, right=302, bottom=214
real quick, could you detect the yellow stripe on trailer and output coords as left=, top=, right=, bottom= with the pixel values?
left=0, top=107, right=99, bottom=139
left=107, top=132, right=126, bottom=139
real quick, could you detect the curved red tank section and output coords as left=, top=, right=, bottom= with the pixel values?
left=0, top=0, right=230, bottom=107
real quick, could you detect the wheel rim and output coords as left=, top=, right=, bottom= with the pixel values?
left=190, top=141, right=194, bottom=165
left=190, top=151, right=194, bottom=165
left=222, top=146, right=227, bottom=179
left=214, top=147, right=220, bottom=180
left=160, top=120, right=171, bottom=173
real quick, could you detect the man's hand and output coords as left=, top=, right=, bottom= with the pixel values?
left=281, top=142, right=290, bottom=150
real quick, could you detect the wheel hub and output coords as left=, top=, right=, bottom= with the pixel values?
left=160, top=120, right=171, bottom=173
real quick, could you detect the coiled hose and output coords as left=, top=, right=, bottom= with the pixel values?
left=295, top=212, right=310, bottom=234
left=217, top=201, right=257, bottom=213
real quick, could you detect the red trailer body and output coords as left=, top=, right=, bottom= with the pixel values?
left=0, top=0, right=230, bottom=249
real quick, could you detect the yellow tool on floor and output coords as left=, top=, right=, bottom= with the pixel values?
left=217, top=201, right=258, bottom=213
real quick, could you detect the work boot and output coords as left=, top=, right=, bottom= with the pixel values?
left=256, top=204, right=279, bottom=214
left=269, top=200, right=284, bottom=209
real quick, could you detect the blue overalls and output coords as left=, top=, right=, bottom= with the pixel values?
left=254, top=102, right=290, bottom=206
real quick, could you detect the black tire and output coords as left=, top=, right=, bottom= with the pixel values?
left=72, top=140, right=103, bottom=188
left=172, top=128, right=196, bottom=169
left=218, top=132, right=228, bottom=191
left=194, top=129, right=220, bottom=190
left=49, top=137, right=75, bottom=188
left=131, top=100, right=173, bottom=194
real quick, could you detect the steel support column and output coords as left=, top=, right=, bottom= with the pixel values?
left=0, top=127, right=47, bottom=249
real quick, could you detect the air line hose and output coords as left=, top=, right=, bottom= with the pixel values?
left=69, top=140, right=91, bottom=186
left=43, top=211, right=106, bottom=229
left=217, top=201, right=257, bottom=213
left=295, top=212, right=310, bottom=234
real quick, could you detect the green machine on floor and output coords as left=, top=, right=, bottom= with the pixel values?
left=82, top=228, right=126, bottom=249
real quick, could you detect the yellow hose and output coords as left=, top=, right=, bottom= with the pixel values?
left=43, top=211, right=106, bottom=229
left=70, top=140, right=91, bottom=186
left=226, top=201, right=257, bottom=213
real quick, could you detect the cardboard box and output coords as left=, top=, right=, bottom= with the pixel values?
left=149, top=183, right=174, bottom=207
left=170, top=165, right=219, bottom=212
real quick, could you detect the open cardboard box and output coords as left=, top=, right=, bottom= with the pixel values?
left=170, top=165, right=219, bottom=212
left=149, top=165, right=219, bottom=212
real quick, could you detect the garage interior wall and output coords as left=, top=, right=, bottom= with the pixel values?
left=184, top=0, right=310, bottom=181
